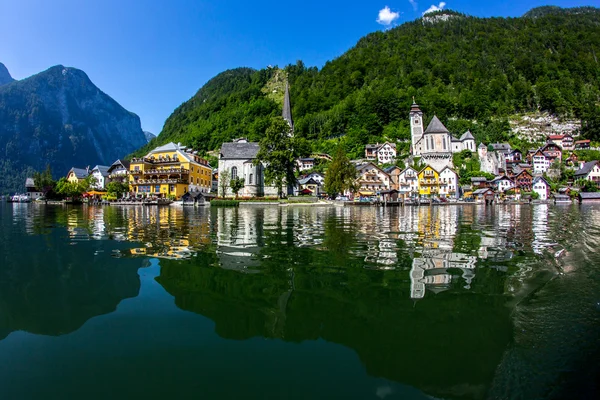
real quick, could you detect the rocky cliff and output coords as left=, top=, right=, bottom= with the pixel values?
left=0, top=63, right=14, bottom=86
left=0, top=64, right=147, bottom=193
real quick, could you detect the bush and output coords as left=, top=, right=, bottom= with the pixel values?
left=210, top=200, right=240, bottom=207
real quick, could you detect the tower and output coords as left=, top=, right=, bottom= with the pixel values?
left=282, top=82, right=294, bottom=136
left=410, top=99, right=424, bottom=156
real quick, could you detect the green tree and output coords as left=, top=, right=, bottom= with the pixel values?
left=230, top=177, right=245, bottom=199
left=255, top=117, right=307, bottom=198
left=219, top=169, right=231, bottom=198
left=55, top=175, right=96, bottom=199
left=33, top=165, right=55, bottom=196
left=324, top=145, right=357, bottom=197
left=106, top=181, right=130, bottom=198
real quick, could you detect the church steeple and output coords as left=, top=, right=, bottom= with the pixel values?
left=282, top=82, right=294, bottom=133
left=410, top=99, right=424, bottom=156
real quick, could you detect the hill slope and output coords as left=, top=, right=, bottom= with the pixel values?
left=143, top=6, right=600, bottom=159
left=0, top=63, right=14, bottom=86
left=0, top=65, right=147, bottom=193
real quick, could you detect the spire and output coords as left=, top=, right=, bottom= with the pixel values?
left=282, top=81, right=294, bottom=132
left=410, top=97, right=422, bottom=114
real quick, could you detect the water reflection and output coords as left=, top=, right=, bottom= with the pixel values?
left=4, top=202, right=597, bottom=400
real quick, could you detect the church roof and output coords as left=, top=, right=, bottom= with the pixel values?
left=460, top=130, right=475, bottom=141
left=410, top=101, right=422, bottom=113
left=478, top=143, right=487, bottom=149
left=220, top=141, right=260, bottom=159
left=424, top=116, right=449, bottom=134
left=282, top=82, right=293, bottom=130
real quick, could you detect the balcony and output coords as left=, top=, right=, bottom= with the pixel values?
left=132, top=179, right=187, bottom=185
left=419, top=179, right=438, bottom=185
left=142, top=168, right=189, bottom=175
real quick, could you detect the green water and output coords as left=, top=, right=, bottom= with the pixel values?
left=0, top=203, right=598, bottom=399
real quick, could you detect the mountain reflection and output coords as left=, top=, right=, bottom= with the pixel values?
left=0, top=205, right=145, bottom=340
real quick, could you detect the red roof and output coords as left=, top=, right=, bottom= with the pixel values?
left=575, top=140, right=591, bottom=144
left=547, top=135, right=564, bottom=140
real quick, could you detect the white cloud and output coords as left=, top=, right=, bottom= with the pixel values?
left=377, top=6, right=400, bottom=26
left=423, top=2, right=446, bottom=15
left=409, top=0, right=418, bottom=11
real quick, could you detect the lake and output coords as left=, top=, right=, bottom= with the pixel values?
left=0, top=203, right=598, bottom=399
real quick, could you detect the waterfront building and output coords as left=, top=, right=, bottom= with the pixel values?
left=490, top=175, right=514, bottom=193
left=532, top=149, right=550, bottom=174
left=418, top=165, right=440, bottom=197
left=107, top=159, right=130, bottom=183
left=514, top=170, right=533, bottom=192
left=579, top=192, right=600, bottom=202
left=25, top=177, right=43, bottom=200
left=354, top=162, right=392, bottom=197
left=532, top=176, right=550, bottom=200
left=438, top=167, right=459, bottom=199
left=574, top=160, right=600, bottom=187
left=296, top=176, right=322, bottom=196
left=129, top=142, right=212, bottom=199
left=383, top=166, right=402, bottom=191
left=397, top=167, right=419, bottom=199
left=470, top=176, right=489, bottom=189
left=66, top=167, right=90, bottom=183
left=90, top=165, right=110, bottom=190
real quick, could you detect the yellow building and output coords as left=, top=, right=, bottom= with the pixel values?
left=418, top=165, right=440, bottom=197
left=129, top=142, right=213, bottom=199
left=66, top=167, right=90, bottom=183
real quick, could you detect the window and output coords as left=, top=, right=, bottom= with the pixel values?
left=231, top=166, right=238, bottom=180
left=249, top=174, right=253, bottom=184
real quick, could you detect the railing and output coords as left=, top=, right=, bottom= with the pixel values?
left=132, top=179, right=186, bottom=185
left=143, top=168, right=189, bottom=175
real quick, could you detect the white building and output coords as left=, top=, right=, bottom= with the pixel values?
left=574, top=161, right=600, bottom=186
left=397, top=167, right=419, bottom=198
left=491, top=176, right=514, bottom=193
left=296, top=157, right=315, bottom=171
left=532, top=150, right=550, bottom=174
left=90, top=165, right=110, bottom=189
left=25, top=178, right=43, bottom=200
left=532, top=177, right=550, bottom=200
left=365, top=142, right=397, bottom=164
left=106, top=159, right=130, bottom=183
left=354, top=162, right=392, bottom=196
left=301, top=172, right=325, bottom=185
left=438, top=167, right=459, bottom=199
left=218, top=139, right=279, bottom=198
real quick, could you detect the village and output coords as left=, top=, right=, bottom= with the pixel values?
left=12, top=97, right=600, bottom=206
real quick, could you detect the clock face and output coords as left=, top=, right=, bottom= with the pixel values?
left=414, top=118, right=420, bottom=125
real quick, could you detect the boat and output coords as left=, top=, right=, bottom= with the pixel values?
left=10, top=194, right=31, bottom=203
left=142, top=198, right=172, bottom=206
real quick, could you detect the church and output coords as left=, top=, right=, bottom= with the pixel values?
left=409, top=101, right=476, bottom=171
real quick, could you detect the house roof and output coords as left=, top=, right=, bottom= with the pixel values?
left=220, top=141, right=260, bottom=159
left=478, top=143, right=487, bottom=149
left=69, top=167, right=89, bottom=179
left=579, top=192, right=600, bottom=199
left=471, top=177, right=488, bottom=182
left=424, top=116, right=449, bottom=134
left=439, top=166, right=457, bottom=175
left=357, top=162, right=390, bottom=177
left=490, top=143, right=511, bottom=152
left=473, top=188, right=493, bottom=195
left=492, top=175, right=512, bottom=182
left=383, top=166, right=401, bottom=173
left=451, top=136, right=462, bottom=142
left=108, top=159, right=131, bottom=172
left=460, top=130, right=475, bottom=141
left=575, top=140, right=590, bottom=144
left=365, top=144, right=379, bottom=149
left=532, top=176, right=549, bottom=186
left=297, top=177, right=320, bottom=185
left=574, top=161, right=599, bottom=177
left=298, top=157, right=315, bottom=162
left=547, top=135, right=565, bottom=140
left=91, top=165, right=110, bottom=177
left=25, top=177, right=35, bottom=188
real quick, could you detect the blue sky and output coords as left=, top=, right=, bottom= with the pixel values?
left=0, top=0, right=594, bottom=134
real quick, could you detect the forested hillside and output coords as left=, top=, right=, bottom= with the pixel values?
left=141, top=6, right=600, bottom=160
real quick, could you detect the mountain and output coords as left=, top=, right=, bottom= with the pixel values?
left=143, top=130, right=156, bottom=142
left=0, top=63, right=14, bottom=86
left=138, top=6, right=600, bottom=160
left=0, top=64, right=147, bottom=193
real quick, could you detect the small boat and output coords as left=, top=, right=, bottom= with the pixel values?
left=142, top=198, right=172, bottom=206
left=10, top=194, right=31, bottom=203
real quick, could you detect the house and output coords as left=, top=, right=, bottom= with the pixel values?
left=25, top=178, right=43, bottom=200
left=490, top=143, right=512, bottom=155
left=212, top=170, right=218, bottom=193
left=397, top=167, right=419, bottom=199
left=301, top=172, right=325, bottom=185
left=547, top=134, right=574, bottom=150
left=514, top=170, right=533, bottom=192
left=438, top=167, right=459, bottom=199
left=473, top=188, right=495, bottom=202
left=532, top=177, right=550, bottom=200
left=490, top=176, right=514, bottom=193
left=574, top=140, right=590, bottom=150
left=90, top=165, right=110, bottom=190
left=565, top=152, right=578, bottom=167
left=66, top=167, right=90, bottom=183
left=574, top=161, right=600, bottom=187
left=532, top=150, right=550, bottom=174
left=296, top=177, right=322, bottom=196
left=354, top=163, right=391, bottom=198
left=365, top=142, right=397, bottom=164
left=579, top=192, right=600, bottom=202
left=107, top=159, right=130, bottom=183
left=418, top=165, right=440, bottom=198
left=130, top=142, right=213, bottom=199
left=296, top=157, right=315, bottom=171
left=506, top=149, right=522, bottom=163
left=541, top=143, right=562, bottom=163
left=470, top=177, right=489, bottom=189
left=383, top=166, right=402, bottom=191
